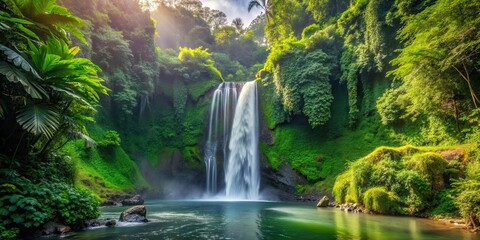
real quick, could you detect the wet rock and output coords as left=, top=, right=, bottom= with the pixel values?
left=316, top=196, right=330, bottom=207
left=119, top=205, right=148, bottom=222
left=85, top=219, right=117, bottom=227
left=121, top=195, right=144, bottom=206
left=101, top=199, right=121, bottom=207
left=42, top=222, right=71, bottom=235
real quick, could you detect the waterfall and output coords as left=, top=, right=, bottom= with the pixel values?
left=204, top=81, right=260, bottom=200
left=204, top=82, right=238, bottom=195
left=225, top=81, right=259, bottom=199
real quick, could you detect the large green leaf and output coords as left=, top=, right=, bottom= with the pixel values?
left=16, top=104, right=60, bottom=138
left=0, top=61, right=45, bottom=99
left=1, top=1, right=24, bottom=17
left=0, top=44, right=41, bottom=78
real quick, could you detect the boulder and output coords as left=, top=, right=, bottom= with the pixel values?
left=42, top=222, right=71, bottom=235
left=119, top=205, right=148, bottom=222
left=121, top=194, right=144, bottom=206
left=85, top=219, right=117, bottom=227
left=316, top=196, right=330, bottom=207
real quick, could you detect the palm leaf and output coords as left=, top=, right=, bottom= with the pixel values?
left=0, top=61, right=46, bottom=99
left=248, top=1, right=262, bottom=12
left=0, top=44, right=41, bottom=78
left=16, top=24, right=40, bottom=40
left=0, top=22, right=11, bottom=30
left=16, top=104, right=60, bottom=138
left=0, top=13, right=32, bottom=25
left=33, top=13, right=87, bottom=44
left=1, top=0, right=24, bottom=17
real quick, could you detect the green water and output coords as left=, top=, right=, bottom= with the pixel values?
left=56, top=201, right=478, bottom=240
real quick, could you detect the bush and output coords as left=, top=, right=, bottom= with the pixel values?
left=406, top=153, right=448, bottom=191
left=365, top=147, right=401, bottom=163
left=452, top=161, right=480, bottom=230
left=0, top=175, right=100, bottom=234
left=97, top=130, right=121, bottom=147
left=333, top=171, right=351, bottom=203
left=430, top=189, right=458, bottom=217
left=363, top=187, right=399, bottom=214
left=391, top=170, right=430, bottom=214
left=0, top=225, right=19, bottom=240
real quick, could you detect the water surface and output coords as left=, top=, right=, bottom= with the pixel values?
left=56, top=201, right=479, bottom=240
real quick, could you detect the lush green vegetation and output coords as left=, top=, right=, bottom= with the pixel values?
left=332, top=145, right=480, bottom=228
left=0, top=0, right=107, bottom=236
left=255, top=0, right=480, bottom=231
left=1, top=0, right=480, bottom=236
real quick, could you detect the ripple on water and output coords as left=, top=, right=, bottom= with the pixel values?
left=149, top=212, right=211, bottom=222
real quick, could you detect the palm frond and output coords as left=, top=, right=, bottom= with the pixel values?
left=248, top=1, right=262, bottom=12
left=1, top=0, right=24, bottom=17
left=0, top=44, right=41, bottom=78
left=0, top=61, right=46, bottom=99
left=16, top=104, right=60, bottom=138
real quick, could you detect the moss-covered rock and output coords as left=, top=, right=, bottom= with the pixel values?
left=406, top=152, right=448, bottom=191
left=363, top=187, right=399, bottom=214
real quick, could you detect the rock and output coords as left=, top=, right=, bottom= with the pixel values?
left=121, top=194, right=144, bottom=206
left=316, top=196, right=330, bottom=207
left=119, top=205, right=148, bottom=222
left=85, top=219, right=117, bottom=227
left=42, top=222, right=71, bottom=235
left=102, top=199, right=121, bottom=207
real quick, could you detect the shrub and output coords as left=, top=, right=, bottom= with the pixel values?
left=97, top=130, right=121, bottom=147
left=430, top=189, right=458, bottom=217
left=0, top=225, right=19, bottom=240
left=370, top=159, right=399, bottom=189
left=365, top=147, right=401, bottom=163
left=0, top=176, right=100, bottom=234
left=363, top=187, right=399, bottom=214
left=301, top=24, right=321, bottom=39
left=452, top=161, right=480, bottom=230
left=406, top=153, right=448, bottom=192
left=391, top=170, right=430, bottom=214
left=333, top=171, right=351, bottom=203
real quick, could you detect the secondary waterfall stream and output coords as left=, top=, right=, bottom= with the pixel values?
left=204, top=81, right=260, bottom=200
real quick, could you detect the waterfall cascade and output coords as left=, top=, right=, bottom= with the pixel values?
left=204, top=81, right=260, bottom=200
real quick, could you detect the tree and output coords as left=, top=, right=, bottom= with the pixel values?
left=0, top=0, right=108, bottom=160
left=388, top=0, right=480, bottom=125
left=248, top=0, right=272, bottom=22
left=231, top=17, right=244, bottom=35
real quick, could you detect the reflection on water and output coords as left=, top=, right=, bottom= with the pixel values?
left=52, top=201, right=479, bottom=240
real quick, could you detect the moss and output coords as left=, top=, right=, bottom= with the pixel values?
left=333, top=171, right=351, bottom=203
left=262, top=116, right=397, bottom=187
left=406, top=152, right=448, bottom=191
left=363, top=187, right=399, bottom=214
left=364, top=146, right=402, bottom=163
left=259, top=80, right=287, bottom=129
left=187, top=78, right=219, bottom=101
left=182, top=146, right=203, bottom=169
left=61, top=125, right=148, bottom=199
left=333, top=144, right=469, bottom=216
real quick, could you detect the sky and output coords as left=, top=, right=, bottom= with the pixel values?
left=141, top=0, right=262, bottom=26
left=200, top=0, right=262, bottom=25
